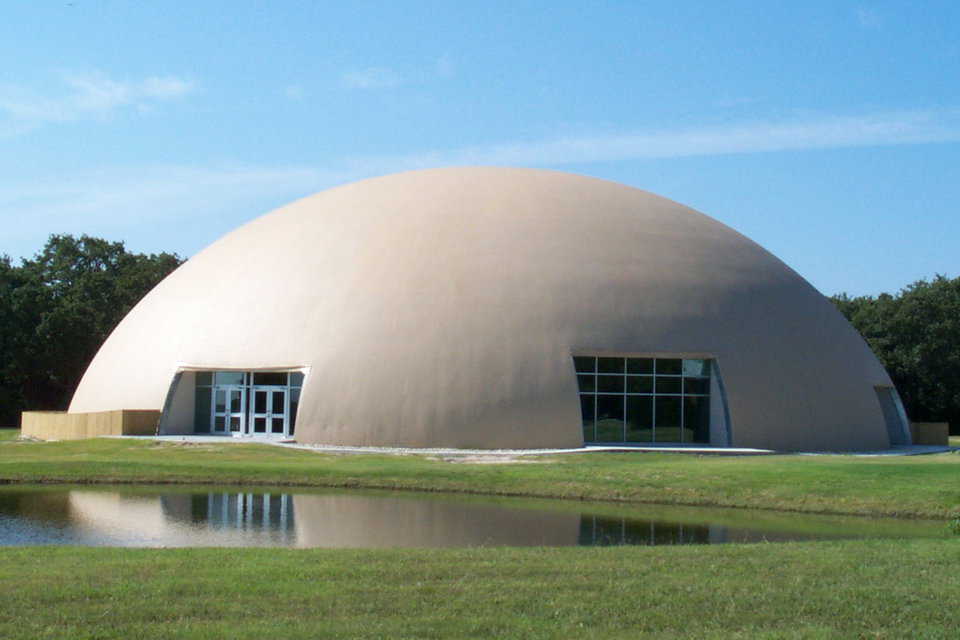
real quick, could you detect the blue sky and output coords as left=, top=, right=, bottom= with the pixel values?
left=1, top=1, right=958, bottom=296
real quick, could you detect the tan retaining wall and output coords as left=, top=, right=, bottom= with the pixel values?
left=21, top=410, right=159, bottom=441
left=910, top=422, right=949, bottom=446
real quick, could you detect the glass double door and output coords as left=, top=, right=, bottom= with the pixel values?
left=249, top=386, right=288, bottom=437
left=212, top=385, right=246, bottom=435
left=211, top=384, right=290, bottom=438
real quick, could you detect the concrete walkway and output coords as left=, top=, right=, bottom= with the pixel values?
left=797, top=444, right=953, bottom=457
left=110, top=435, right=953, bottom=457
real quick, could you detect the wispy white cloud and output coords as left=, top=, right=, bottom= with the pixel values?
left=0, top=71, right=195, bottom=135
left=358, top=108, right=960, bottom=169
left=140, top=76, right=194, bottom=100
left=284, top=84, right=306, bottom=100
left=342, top=67, right=402, bottom=89
left=713, top=96, right=758, bottom=109
left=856, top=7, right=883, bottom=28
left=0, top=164, right=345, bottom=258
left=3, top=107, right=959, bottom=259
left=435, top=53, right=455, bottom=79
left=0, top=165, right=336, bottom=227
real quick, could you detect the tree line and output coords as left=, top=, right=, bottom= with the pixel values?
left=831, top=275, right=960, bottom=434
left=0, top=235, right=182, bottom=426
left=0, top=234, right=956, bottom=434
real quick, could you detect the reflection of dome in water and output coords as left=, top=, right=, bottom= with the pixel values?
left=70, top=168, right=907, bottom=450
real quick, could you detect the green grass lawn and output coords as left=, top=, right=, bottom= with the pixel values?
left=1, top=432, right=958, bottom=518
left=1, top=429, right=958, bottom=638
left=1, top=540, right=958, bottom=639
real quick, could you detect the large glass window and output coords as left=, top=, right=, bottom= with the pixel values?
left=574, top=356, right=711, bottom=444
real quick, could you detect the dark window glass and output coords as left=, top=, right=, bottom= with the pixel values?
left=215, top=371, right=245, bottom=386
left=655, top=396, right=682, bottom=442
left=271, top=418, right=284, bottom=434
left=577, top=374, right=596, bottom=393
left=253, top=372, right=288, bottom=386
left=230, top=416, right=242, bottom=432
left=254, top=391, right=267, bottom=414
left=230, top=390, right=243, bottom=413
left=682, top=359, right=709, bottom=377
left=254, top=417, right=266, bottom=433
left=684, top=396, right=711, bottom=444
left=214, top=416, right=225, bottom=432
left=597, top=357, right=625, bottom=374
left=625, top=396, right=653, bottom=442
left=272, top=391, right=284, bottom=414
left=596, top=395, right=624, bottom=441
left=573, top=356, right=595, bottom=373
left=194, top=389, right=211, bottom=433
left=195, top=371, right=213, bottom=386
left=597, top=375, right=625, bottom=393
left=626, top=358, right=654, bottom=374
left=580, top=395, right=595, bottom=442
left=655, top=378, right=682, bottom=394
left=215, top=390, right=226, bottom=413
left=657, top=359, right=682, bottom=375
left=289, top=372, right=305, bottom=387
left=289, top=389, right=301, bottom=434
left=626, top=376, right=653, bottom=394
left=683, top=378, right=710, bottom=395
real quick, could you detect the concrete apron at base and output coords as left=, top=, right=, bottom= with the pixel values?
left=107, top=435, right=952, bottom=457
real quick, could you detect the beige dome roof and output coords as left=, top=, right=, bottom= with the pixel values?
left=70, top=167, right=896, bottom=450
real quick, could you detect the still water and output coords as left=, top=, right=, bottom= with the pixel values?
left=0, top=486, right=945, bottom=548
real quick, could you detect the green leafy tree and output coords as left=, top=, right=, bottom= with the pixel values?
left=832, top=275, right=960, bottom=433
left=0, top=256, right=29, bottom=426
left=0, top=235, right=182, bottom=425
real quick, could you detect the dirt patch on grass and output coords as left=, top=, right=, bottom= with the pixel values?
left=426, top=455, right=555, bottom=465
left=149, top=441, right=226, bottom=452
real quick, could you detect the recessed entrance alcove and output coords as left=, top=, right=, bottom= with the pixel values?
left=159, top=369, right=306, bottom=439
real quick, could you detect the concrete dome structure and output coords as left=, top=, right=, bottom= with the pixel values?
left=69, top=167, right=909, bottom=450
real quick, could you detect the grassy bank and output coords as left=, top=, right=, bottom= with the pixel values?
left=1, top=434, right=958, bottom=518
left=1, top=540, right=958, bottom=639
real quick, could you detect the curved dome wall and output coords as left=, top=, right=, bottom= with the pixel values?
left=69, top=167, right=896, bottom=450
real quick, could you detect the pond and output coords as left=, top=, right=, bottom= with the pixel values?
left=0, top=485, right=946, bottom=548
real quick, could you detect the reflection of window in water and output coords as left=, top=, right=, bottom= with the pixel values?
left=578, top=515, right=711, bottom=546
left=208, top=493, right=294, bottom=532
left=162, top=493, right=295, bottom=535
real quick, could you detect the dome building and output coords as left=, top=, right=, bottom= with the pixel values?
left=67, top=168, right=910, bottom=451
